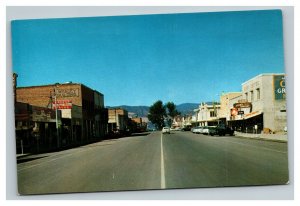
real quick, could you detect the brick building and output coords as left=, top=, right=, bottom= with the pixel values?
left=131, top=117, right=147, bottom=132
left=108, top=108, right=129, bottom=134
left=15, top=101, right=62, bottom=153
left=16, top=82, right=108, bottom=149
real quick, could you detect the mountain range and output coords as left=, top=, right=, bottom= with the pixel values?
left=107, top=103, right=199, bottom=117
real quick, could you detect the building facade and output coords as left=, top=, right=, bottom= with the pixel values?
left=219, top=92, right=242, bottom=121
left=15, top=101, right=62, bottom=153
left=227, top=74, right=287, bottom=133
left=108, top=108, right=129, bottom=134
left=16, top=82, right=108, bottom=149
left=195, top=102, right=221, bottom=126
left=191, top=73, right=286, bottom=134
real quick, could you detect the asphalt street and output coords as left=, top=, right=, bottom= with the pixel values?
left=17, top=131, right=289, bottom=195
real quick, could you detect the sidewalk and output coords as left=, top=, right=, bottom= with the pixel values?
left=16, top=153, right=31, bottom=158
left=234, top=131, right=288, bottom=143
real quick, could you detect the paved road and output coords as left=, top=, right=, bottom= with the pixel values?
left=17, top=131, right=289, bottom=195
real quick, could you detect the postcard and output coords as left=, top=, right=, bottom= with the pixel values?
left=12, top=9, right=288, bottom=195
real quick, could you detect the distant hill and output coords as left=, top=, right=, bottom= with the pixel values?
left=107, top=103, right=199, bottom=117
left=107, top=105, right=150, bottom=117
left=176, top=103, right=199, bottom=115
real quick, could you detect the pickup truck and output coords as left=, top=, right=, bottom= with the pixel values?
left=210, top=124, right=234, bottom=136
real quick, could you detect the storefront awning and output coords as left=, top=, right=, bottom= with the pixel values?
left=228, top=111, right=263, bottom=121
left=243, top=111, right=263, bottom=119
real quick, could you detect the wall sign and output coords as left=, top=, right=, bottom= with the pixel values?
left=53, top=100, right=72, bottom=109
left=274, top=75, right=286, bottom=100
left=55, top=88, right=79, bottom=98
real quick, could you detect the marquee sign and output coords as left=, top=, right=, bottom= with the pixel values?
left=233, top=100, right=252, bottom=109
left=274, top=75, right=286, bottom=100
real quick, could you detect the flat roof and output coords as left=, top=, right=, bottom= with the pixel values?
left=17, top=82, right=104, bottom=96
left=241, top=73, right=285, bottom=86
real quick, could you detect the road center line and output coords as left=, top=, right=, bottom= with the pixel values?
left=161, top=133, right=166, bottom=189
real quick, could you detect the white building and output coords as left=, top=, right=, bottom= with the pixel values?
left=228, top=73, right=286, bottom=133
left=182, top=115, right=193, bottom=128
left=219, top=92, right=242, bottom=121
left=195, top=102, right=221, bottom=126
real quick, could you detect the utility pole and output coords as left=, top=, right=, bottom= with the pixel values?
left=55, top=90, right=59, bottom=148
left=52, top=84, right=60, bottom=149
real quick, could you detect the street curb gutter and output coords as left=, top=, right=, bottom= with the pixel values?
left=232, top=135, right=288, bottom=143
left=16, top=154, right=32, bottom=160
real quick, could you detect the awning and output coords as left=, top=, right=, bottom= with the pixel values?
left=228, top=111, right=263, bottom=121
left=243, top=111, right=263, bottom=119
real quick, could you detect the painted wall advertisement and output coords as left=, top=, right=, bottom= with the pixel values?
left=274, top=75, right=286, bottom=100
left=53, top=100, right=72, bottom=109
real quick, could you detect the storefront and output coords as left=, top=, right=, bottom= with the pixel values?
left=15, top=102, right=62, bottom=153
left=228, top=112, right=263, bottom=134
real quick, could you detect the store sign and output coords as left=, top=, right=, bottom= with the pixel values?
left=233, top=101, right=252, bottom=109
left=32, top=107, right=57, bottom=122
left=238, top=111, right=244, bottom=115
left=274, top=75, right=286, bottom=100
left=53, top=100, right=72, bottom=109
left=231, top=108, right=238, bottom=116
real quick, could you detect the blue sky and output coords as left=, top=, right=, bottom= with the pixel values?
left=12, top=10, right=284, bottom=106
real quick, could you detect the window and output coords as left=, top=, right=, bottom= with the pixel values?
left=250, top=91, right=254, bottom=102
left=245, top=92, right=248, bottom=101
left=256, top=88, right=260, bottom=100
left=210, top=111, right=216, bottom=117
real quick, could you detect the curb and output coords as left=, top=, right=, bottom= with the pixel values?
left=16, top=154, right=32, bottom=159
left=232, top=134, right=287, bottom=143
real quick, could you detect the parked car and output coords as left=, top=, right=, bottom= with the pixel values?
left=202, top=126, right=216, bottom=135
left=171, top=127, right=181, bottom=131
left=196, top=126, right=204, bottom=134
left=192, top=126, right=202, bottom=134
left=182, top=126, right=191, bottom=131
left=210, top=124, right=234, bottom=136
left=202, top=126, right=209, bottom=135
left=162, top=127, right=170, bottom=134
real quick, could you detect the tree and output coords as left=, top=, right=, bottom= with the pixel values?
left=148, top=100, right=181, bottom=129
left=166, top=101, right=181, bottom=118
left=148, top=100, right=166, bottom=130
left=165, top=101, right=181, bottom=127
